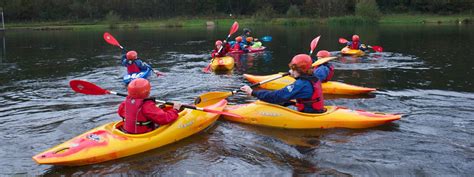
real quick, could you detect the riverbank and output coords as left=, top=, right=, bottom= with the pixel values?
left=5, top=14, right=472, bottom=30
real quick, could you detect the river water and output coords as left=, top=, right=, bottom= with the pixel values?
left=0, top=24, right=473, bottom=176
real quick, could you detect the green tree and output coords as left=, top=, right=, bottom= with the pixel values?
left=286, top=5, right=301, bottom=18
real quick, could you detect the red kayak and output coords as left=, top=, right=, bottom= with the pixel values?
left=228, top=46, right=266, bottom=54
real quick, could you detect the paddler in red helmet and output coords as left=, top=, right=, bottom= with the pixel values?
left=346, top=35, right=368, bottom=51
left=240, top=54, right=325, bottom=113
left=118, top=78, right=182, bottom=134
left=312, top=50, right=335, bottom=82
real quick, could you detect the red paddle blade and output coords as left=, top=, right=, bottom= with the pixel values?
left=309, top=36, right=321, bottom=54
left=371, top=45, right=383, bottom=52
left=339, top=37, right=348, bottom=44
left=103, top=32, right=121, bottom=47
left=229, top=21, right=239, bottom=36
left=202, top=64, right=211, bottom=73
left=69, top=80, right=110, bottom=95
left=203, top=108, right=242, bottom=119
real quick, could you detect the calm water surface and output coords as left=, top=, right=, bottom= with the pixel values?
left=0, top=24, right=473, bottom=176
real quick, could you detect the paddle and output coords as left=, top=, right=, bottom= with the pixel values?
left=260, top=36, right=272, bottom=42
left=104, top=32, right=124, bottom=49
left=195, top=72, right=290, bottom=104
left=338, top=37, right=383, bottom=52
left=103, top=32, right=164, bottom=77
left=309, top=36, right=321, bottom=55
left=312, top=57, right=337, bottom=67
left=69, top=80, right=242, bottom=118
left=203, top=22, right=239, bottom=73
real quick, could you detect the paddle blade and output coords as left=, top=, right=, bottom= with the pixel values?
left=103, top=32, right=121, bottom=48
left=202, top=64, right=211, bottom=73
left=338, top=38, right=348, bottom=44
left=312, top=57, right=337, bottom=67
left=194, top=91, right=232, bottom=105
left=69, top=80, right=110, bottom=95
left=202, top=108, right=242, bottom=118
left=229, top=21, right=239, bottom=36
left=309, top=36, right=321, bottom=55
left=260, top=36, right=272, bottom=42
left=370, top=45, right=384, bottom=52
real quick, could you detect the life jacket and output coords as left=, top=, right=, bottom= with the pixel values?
left=351, top=41, right=360, bottom=50
left=323, top=63, right=335, bottom=82
left=126, top=60, right=141, bottom=74
left=123, top=97, right=156, bottom=134
left=231, top=43, right=241, bottom=51
left=295, top=77, right=325, bottom=113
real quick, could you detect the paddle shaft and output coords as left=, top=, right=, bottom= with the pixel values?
left=108, top=91, right=198, bottom=109
left=232, top=72, right=290, bottom=94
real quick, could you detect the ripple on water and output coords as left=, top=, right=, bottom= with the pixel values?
left=335, top=52, right=426, bottom=70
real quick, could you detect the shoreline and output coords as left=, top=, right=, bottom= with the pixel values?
left=4, top=14, right=472, bottom=30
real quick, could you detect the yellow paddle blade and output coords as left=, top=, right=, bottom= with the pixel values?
left=194, top=91, right=233, bottom=106
left=312, top=57, right=337, bottom=67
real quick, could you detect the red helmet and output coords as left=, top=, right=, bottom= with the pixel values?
left=126, top=51, right=138, bottom=60
left=289, top=54, right=313, bottom=74
left=235, top=36, right=243, bottom=42
left=352, top=35, right=360, bottom=42
left=246, top=37, right=253, bottom=42
left=128, top=78, right=151, bottom=99
left=215, top=40, right=223, bottom=46
left=316, top=50, right=331, bottom=58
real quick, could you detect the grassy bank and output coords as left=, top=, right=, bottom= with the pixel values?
left=380, top=14, right=472, bottom=24
left=5, top=14, right=472, bottom=30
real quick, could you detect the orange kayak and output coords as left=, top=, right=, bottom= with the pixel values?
left=32, top=99, right=227, bottom=166
left=244, top=73, right=376, bottom=95
left=223, top=101, right=401, bottom=129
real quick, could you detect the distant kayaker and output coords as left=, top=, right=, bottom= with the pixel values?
left=118, top=78, right=182, bottom=134
left=121, top=49, right=153, bottom=75
left=231, top=36, right=248, bottom=53
left=240, top=54, right=325, bottom=113
left=313, top=50, right=335, bottom=82
left=240, top=28, right=252, bottom=45
left=211, top=40, right=230, bottom=58
left=346, top=35, right=368, bottom=51
left=244, top=37, right=254, bottom=48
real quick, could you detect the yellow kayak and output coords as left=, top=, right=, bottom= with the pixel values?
left=341, top=47, right=365, bottom=56
left=223, top=101, right=401, bottom=129
left=210, top=56, right=234, bottom=71
left=32, top=99, right=227, bottom=166
left=244, top=73, right=376, bottom=95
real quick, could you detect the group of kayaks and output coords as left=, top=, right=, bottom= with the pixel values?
left=209, top=45, right=365, bottom=73
left=209, top=46, right=266, bottom=72
left=32, top=30, right=398, bottom=166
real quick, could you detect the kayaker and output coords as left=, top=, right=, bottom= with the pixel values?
left=211, top=40, right=230, bottom=58
left=346, top=35, right=368, bottom=51
left=240, top=54, right=325, bottom=113
left=244, top=37, right=254, bottom=48
left=231, top=36, right=248, bottom=53
left=313, top=50, right=335, bottom=82
left=251, top=38, right=263, bottom=48
left=118, top=78, right=182, bottom=134
left=240, top=28, right=252, bottom=45
left=121, top=49, right=152, bottom=75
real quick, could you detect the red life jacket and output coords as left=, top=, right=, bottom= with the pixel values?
left=351, top=41, right=360, bottom=50
left=295, top=79, right=325, bottom=113
left=126, top=60, right=141, bottom=74
left=324, top=64, right=335, bottom=82
left=231, top=43, right=241, bottom=51
left=123, top=97, right=155, bottom=134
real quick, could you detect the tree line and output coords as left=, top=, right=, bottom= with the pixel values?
left=0, top=0, right=471, bottom=22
